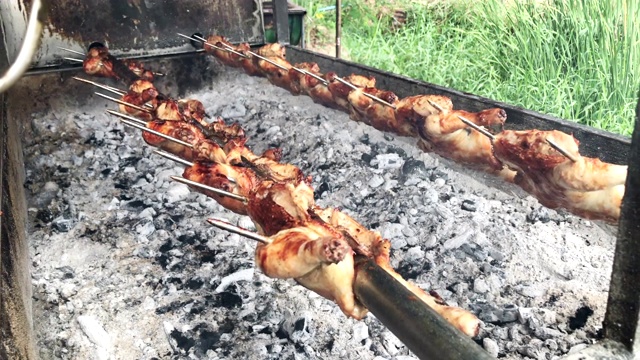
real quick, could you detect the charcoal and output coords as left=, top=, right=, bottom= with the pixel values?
left=25, top=68, right=615, bottom=360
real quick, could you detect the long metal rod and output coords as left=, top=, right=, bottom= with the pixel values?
left=207, top=218, right=271, bottom=244
left=353, top=256, right=493, bottom=360
left=604, top=88, right=640, bottom=353
left=336, top=0, right=342, bottom=58
left=171, top=176, right=247, bottom=202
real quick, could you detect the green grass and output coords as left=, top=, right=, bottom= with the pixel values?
left=296, top=0, right=640, bottom=135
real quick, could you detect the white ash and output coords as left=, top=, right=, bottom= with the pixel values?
left=25, top=66, right=616, bottom=360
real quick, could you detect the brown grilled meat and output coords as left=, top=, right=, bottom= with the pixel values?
left=327, top=73, right=376, bottom=111
left=493, top=130, right=627, bottom=222
left=255, top=221, right=367, bottom=320
left=396, top=95, right=515, bottom=180
left=142, top=120, right=205, bottom=160
left=182, top=162, right=259, bottom=215
left=313, top=207, right=480, bottom=336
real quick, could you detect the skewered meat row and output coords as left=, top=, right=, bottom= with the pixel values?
left=203, top=36, right=628, bottom=223
left=83, top=43, right=152, bottom=83
left=113, top=76, right=482, bottom=335
left=493, top=130, right=627, bottom=222
left=176, top=155, right=480, bottom=335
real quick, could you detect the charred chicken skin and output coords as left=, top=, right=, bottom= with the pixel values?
left=255, top=221, right=368, bottom=320
left=225, top=139, right=310, bottom=184
left=247, top=180, right=315, bottom=236
left=493, top=130, right=627, bottom=222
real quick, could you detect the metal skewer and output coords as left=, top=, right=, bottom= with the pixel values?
left=118, top=119, right=194, bottom=148
left=546, top=138, right=578, bottom=162
left=152, top=151, right=237, bottom=185
left=73, top=77, right=127, bottom=96
left=95, top=92, right=152, bottom=113
left=153, top=149, right=195, bottom=167
left=57, top=46, right=85, bottom=56
left=106, top=109, right=149, bottom=126
left=425, top=98, right=445, bottom=113
left=63, top=57, right=83, bottom=63
left=206, top=218, right=271, bottom=244
left=332, top=76, right=397, bottom=109
left=171, top=176, right=247, bottom=202
left=292, top=67, right=328, bottom=85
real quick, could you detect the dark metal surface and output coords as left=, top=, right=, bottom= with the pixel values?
left=336, top=0, right=342, bottom=58
left=603, top=89, right=640, bottom=353
left=353, top=256, right=493, bottom=360
left=273, top=0, right=290, bottom=44
left=1, top=0, right=264, bottom=68
left=285, top=47, right=631, bottom=165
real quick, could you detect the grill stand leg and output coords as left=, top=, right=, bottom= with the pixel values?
left=602, top=88, right=640, bottom=355
left=273, top=0, right=290, bottom=45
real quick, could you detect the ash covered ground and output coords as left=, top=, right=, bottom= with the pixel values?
left=24, top=64, right=616, bottom=360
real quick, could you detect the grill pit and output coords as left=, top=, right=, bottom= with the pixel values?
left=19, top=59, right=618, bottom=359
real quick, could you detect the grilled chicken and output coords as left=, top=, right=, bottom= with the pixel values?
left=493, top=130, right=627, bottom=222
left=255, top=221, right=368, bottom=319
left=206, top=117, right=246, bottom=142
left=247, top=181, right=315, bottom=235
left=182, top=162, right=259, bottom=215
left=225, top=139, right=309, bottom=184
left=204, top=35, right=245, bottom=67
left=307, top=73, right=338, bottom=109
left=347, top=87, right=414, bottom=136
left=155, top=99, right=184, bottom=122
left=327, top=73, right=376, bottom=111
left=313, top=207, right=481, bottom=336
left=118, top=80, right=158, bottom=120
left=83, top=44, right=138, bottom=83
left=288, top=62, right=322, bottom=95
left=396, top=95, right=516, bottom=180
left=142, top=120, right=205, bottom=160
left=178, top=99, right=208, bottom=126
left=257, top=57, right=293, bottom=91
left=83, top=46, right=116, bottom=78
left=123, top=59, right=154, bottom=81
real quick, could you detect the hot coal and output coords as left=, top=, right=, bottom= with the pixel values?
left=24, top=66, right=617, bottom=359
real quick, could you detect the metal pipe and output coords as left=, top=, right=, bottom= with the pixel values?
left=273, top=0, right=290, bottom=44
left=353, top=256, right=493, bottom=360
left=336, top=0, right=342, bottom=58
left=603, top=88, right=640, bottom=354
left=0, top=0, right=48, bottom=93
